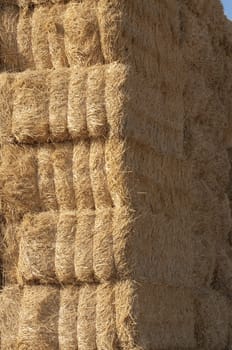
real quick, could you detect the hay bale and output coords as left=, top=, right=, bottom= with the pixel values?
left=12, top=71, right=49, bottom=143
left=0, top=73, right=13, bottom=145
left=47, top=4, right=68, bottom=68
left=86, top=66, right=108, bottom=137
left=2, top=223, right=19, bottom=284
left=115, top=282, right=196, bottom=349
left=64, top=2, right=103, bottom=66
left=131, top=209, right=193, bottom=286
left=67, top=68, right=88, bottom=138
left=37, top=144, right=58, bottom=211
left=0, top=285, right=22, bottom=349
left=196, top=291, right=229, bottom=349
left=97, top=0, right=123, bottom=63
left=217, top=250, right=232, bottom=294
left=52, top=143, right=76, bottom=211
left=105, top=138, right=129, bottom=208
left=96, top=283, right=118, bottom=349
left=90, top=138, right=113, bottom=208
left=59, top=286, right=79, bottom=350
left=31, top=6, right=52, bottom=69
left=93, top=208, right=115, bottom=281
left=49, top=69, right=69, bottom=142
left=0, top=145, right=40, bottom=221
left=0, top=6, right=19, bottom=72
left=74, top=210, right=95, bottom=282
left=17, top=8, right=35, bottom=70
left=105, top=63, right=127, bottom=138
left=193, top=231, right=216, bottom=288
left=55, top=211, right=76, bottom=284
left=17, top=212, right=57, bottom=284
left=112, top=206, right=133, bottom=279
left=17, top=285, right=59, bottom=349
left=73, top=140, right=94, bottom=209
left=77, top=284, right=97, bottom=350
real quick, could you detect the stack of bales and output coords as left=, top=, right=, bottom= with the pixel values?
left=0, top=0, right=232, bottom=349
left=181, top=1, right=232, bottom=348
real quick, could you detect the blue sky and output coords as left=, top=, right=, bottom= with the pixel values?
left=221, top=0, right=232, bottom=19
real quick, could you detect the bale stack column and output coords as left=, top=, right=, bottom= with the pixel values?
left=0, top=0, right=232, bottom=349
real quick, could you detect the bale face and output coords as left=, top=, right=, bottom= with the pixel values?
left=17, top=8, right=35, bottom=71
left=17, top=286, right=60, bottom=350
left=47, top=4, right=68, bottom=69
left=196, top=292, right=230, bottom=349
left=0, top=6, right=19, bottom=72
left=58, top=287, right=79, bottom=350
left=64, top=2, right=104, bottom=67
left=0, top=286, right=22, bottom=349
left=12, top=72, right=49, bottom=143
left=0, top=145, right=40, bottom=221
left=17, top=212, right=57, bottom=284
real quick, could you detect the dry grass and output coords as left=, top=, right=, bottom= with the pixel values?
left=0, top=1, right=232, bottom=349
left=2, top=283, right=194, bottom=349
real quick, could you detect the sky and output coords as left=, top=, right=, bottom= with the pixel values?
left=221, top=0, right=232, bottom=19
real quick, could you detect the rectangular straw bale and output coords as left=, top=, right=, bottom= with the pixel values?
left=31, top=6, right=52, bottom=69
left=125, top=72, right=184, bottom=157
left=2, top=223, right=19, bottom=284
left=17, top=211, right=57, bottom=284
left=97, top=0, right=123, bottom=63
left=12, top=71, right=49, bottom=143
left=196, top=291, right=229, bottom=349
left=74, top=209, right=95, bottom=282
left=125, top=139, right=191, bottom=193
left=77, top=284, right=97, bottom=350
left=63, top=1, right=103, bottom=67
left=90, top=138, right=113, bottom=208
left=86, top=65, right=108, bottom=137
left=129, top=209, right=193, bottom=287
left=93, top=208, right=115, bottom=281
left=111, top=206, right=133, bottom=279
left=97, top=0, right=160, bottom=76
left=47, top=4, right=68, bottom=68
left=105, top=63, right=127, bottom=138
left=59, top=286, right=79, bottom=350
left=217, top=250, right=232, bottom=294
left=55, top=211, right=76, bottom=284
left=193, top=231, right=216, bottom=288
left=49, top=69, right=70, bottom=142
left=17, top=285, right=59, bottom=350
left=0, top=145, right=40, bottom=221
left=125, top=168, right=189, bottom=213
left=67, top=68, right=88, bottom=138
left=96, top=283, right=118, bottom=349
left=73, top=140, right=94, bottom=209
left=115, top=282, right=196, bottom=349
left=0, top=73, right=13, bottom=144
left=105, top=138, right=129, bottom=208
left=37, top=144, right=58, bottom=211
left=17, top=8, right=35, bottom=70
left=0, top=285, right=22, bottom=350
left=0, top=6, right=19, bottom=72
left=52, top=143, right=76, bottom=211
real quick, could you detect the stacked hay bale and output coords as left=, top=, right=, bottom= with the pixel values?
left=0, top=0, right=232, bottom=349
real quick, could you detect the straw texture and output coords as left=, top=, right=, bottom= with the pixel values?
left=0, top=282, right=197, bottom=350
left=0, top=0, right=232, bottom=349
